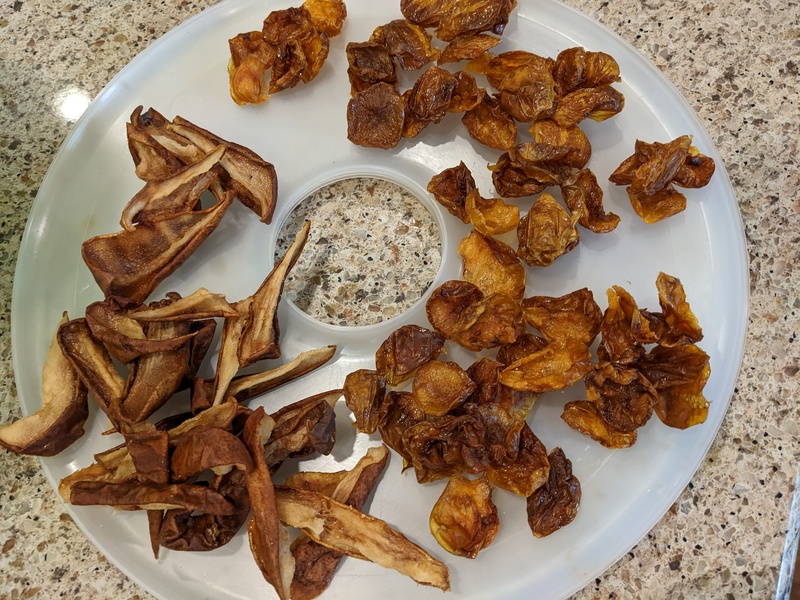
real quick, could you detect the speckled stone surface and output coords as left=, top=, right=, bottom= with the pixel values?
left=0, top=1, right=798, bottom=599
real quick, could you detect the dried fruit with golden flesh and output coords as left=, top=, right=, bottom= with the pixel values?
left=347, top=82, right=405, bottom=149
left=597, top=285, right=647, bottom=365
left=377, top=390, right=424, bottom=463
left=486, top=420, right=549, bottom=497
left=526, top=447, right=581, bottom=537
left=561, top=400, right=638, bottom=449
left=406, top=66, right=458, bottom=126
left=435, top=0, right=518, bottom=41
left=400, top=0, right=452, bottom=27
left=516, top=193, right=580, bottom=267
left=529, top=119, right=591, bottom=169
left=227, top=31, right=276, bottom=105
left=375, top=324, right=446, bottom=386
left=499, top=338, right=592, bottom=393
left=303, top=0, right=347, bottom=37
left=427, top=161, right=476, bottom=223
left=490, top=144, right=571, bottom=199
left=655, top=272, right=704, bottom=345
left=411, top=360, right=476, bottom=417
left=561, top=168, right=620, bottom=233
left=552, top=86, right=625, bottom=127
left=447, top=70, right=483, bottom=112
left=343, top=369, right=386, bottom=434
left=552, top=47, right=621, bottom=97
left=0, top=314, right=88, bottom=456
left=462, top=92, right=517, bottom=150
left=430, top=475, right=499, bottom=558
left=520, top=288, right=603, bottom=345
left=402, top=413, right=486, bottom=482
left=439, top=33, right=502, bottom=64
left=464, top=189, right=520, bottom=236
left=372, top=19, right=440, bottom=70
left=458, top=229, right=526, bottom=301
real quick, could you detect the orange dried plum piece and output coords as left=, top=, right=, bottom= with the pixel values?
left=400, top=0, right=452, bottom=27
left=635, top=344, right=710, bottom=429
left=447, top=71, right=483, bottom=112
left=496, top=332, right=548, bottom=366
left=412, top=361, right=476, bottom=417
left=627, top=183, right=687, bottom=224
left=346, top=41, right=397, bottom=95
left=560, top=168, right=620, bottom=233
left=376, top=324, right=446, bottom=386
left=529, top=119, right=591, bottom=169
left=464, top=190, right=520, bottom=236
left=486, top=420, right=549, bottom=497
left=552, top=85, right=625, bottom=127
left=346, top=82, right=405, bottom=149
left=552, top=47, right=621, bottom=97
left=585, top=362, right=657, bottom=433
left=372, top=19, right=440, bottom=70
left=655, top=272, right=703, bottom=345
left=597, top=285, right=647, bottom=365
left=458, top=228, right=525, bottom=301
left=407, top=66, right=458, bottom=124
left=343, top=369, right=386, bottom=434
left=435, top=0, right=518, bottom=42
left=673, top=146, right=716, bottom=189
left=516, top=193, right=580, bottom=267
left=499, top=338, right=591, bottom=393
left=521, top=288, right=602, bottom=345
left=562, top=400, right=637, bottom=448
left=430, top=475, right=499, bottom=558
left=462, top=92, right=517, bottom=150
left=427, top=161, right=476, bottom=223
left=526, top=447, right=580, bottom=538
left=303, top=0, right=347, bottom=37
left=426, top=279, right=485, bottom=340
left=630, top=135, right=692, bottom=196
left=484, top=50, right=555, bottom=93
left=439, top=33, right=502, bottom=65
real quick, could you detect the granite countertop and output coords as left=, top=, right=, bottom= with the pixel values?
left=1, top=0, right=798, bottom=598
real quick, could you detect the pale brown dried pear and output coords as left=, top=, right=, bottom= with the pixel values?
left=347, top=82, right=406, bottom=149
left=458, top=229, right=526, bottom=301
left=520, top=288, right=603, bottom=345
left=526, top=447, right=581, bottom=538
left=430, top=475, right=499, bottom=558
left=516, top=193, right=580, bottom=267
left=427, top=161, right=476, bottom=223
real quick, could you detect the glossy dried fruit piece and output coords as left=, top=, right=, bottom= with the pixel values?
left=289, top=445, right=389, bottom=600
left=275, top=485, right=451, bottom=591
left=84, top=297, right=158, bottom=364
left=439, top=33, right=501, bottom=64
left=585, top=362, right=657, bottom=433
left=462, top=92, right=517, bottom=150
left=447, top=70, right=483, bottom=112
left=0, top=314, right=88, bottom=456
left=496, top=331, right=549, bottom=366
left=375, top=324, right=446, bottom=386
left=561, top=168, right=620, bottom=233
left=430, top=475, right=499, bottom=558
left=406, top=66, right=457, bottom=125
left=435, top=0, right=518, bottom=41
left=346, top=41, right=397, bottom=94
left=402, top=413, right=486, bottom=482
left=262, top=6, right=329, bottom=87
left=655, top=272, right=704, bottom=346
left=597, top=285, right=647, bottom=365
left=521, top=288, right=602, bottom=345
left=499, top=338, right=591, bottom=393
left=482, top=50, right=554, bottom=92
left=636, top=344, right=710, bottom=429
left=427, top=161, right=476, bottom=223
left=129, top=287, right=238, bottom=322
left=426, top=279, right=525, bottom=352
left=552, top=85, right=625, bottom=128
left=516, top=193, right=580, bottom=267
left=412, top=360, right=476, bottom=417
left=170, top=426, right=253, bottom=483
left=561, top=400, right=638, bottom=449
left=378, top=391, right=424, bottom=464
left=458, top=228, right=526, bottom=301
left=372, top=19, right=440, bottom=70
left=347, top=82, right=405, bottom=149
left=486, top=420, right=549, bottom=497
left=303, top=0, right=347, bottom=37
left=227, top=31, right=276, bottom=105
left=82, top=192, right=234, bottom=304
left=526, top=447, right=580, bottom=537
left=400, top=0, right=451, bottom=27
left=490, top=143, right=571, bottom=198
left=552, top=47, right=621, bottom=97
left=627, top=184, right=687, bottom=223
left=344, top=369, right=386, bottom=434
left=464, top=189, right=520, bottom=236
left=70, top=480, right=236, bottom=514
left=529, top=119, right=591, bottom=169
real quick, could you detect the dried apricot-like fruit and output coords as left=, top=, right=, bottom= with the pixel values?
left=560, top=168, right=620, bottom=233
left=346, top=82, right=405, bottom=149
left=435, top=0, right=518, bottom=41
left=458, top=229, right=526, bottom=301
left=552, top=47, right=621, bottom=97
left=499, top=338, right=591, bottom=393
left=516, top=193, right=580, bottom=267
left=526, top=447, right=581, bottom=538
left=462, top=92, right=517, bottom=150
left=464, top=189, right=520, bottom=236
left=372, top=19, right=441, bottom=70
left=520, top=288, right=602, bottom=345
left=412, top=360, right=476, bottom=417
left=430, top=476, right=500, bottom=558
left=346, top=41, right=398, bottom=94
left=427, top=161, right=476, bottom=223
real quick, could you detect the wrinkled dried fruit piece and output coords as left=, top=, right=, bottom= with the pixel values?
left=275, top=485, right=451, bottom=590
left=486, top=420, right=549, bottom=497
left=655, top=272, right=703, bottom=345
left=552, top=47, right=621, bottom=97
left=83, top=297, right=149, bottom=364
left=375, top=324, right=445, bottom=386
left=435, top=0, right=518, bottom=41
left=243, top=407, right=293, bottom=600
left=561, top=169, right=620, bottom=233
left=412, top=361, right=476, bottom=417
left=347, top=82, right=405, bottom=149
left=627, top=184, right=687, bottom=224
left=552, top=86, right=624, bottom=127
left=239, top=220, right=311, bottom=366
left=516, top=193, right=580, bottom=267
left=629, top=136, right=692, bottom=196
left=406, top=66, right=457, bottom=125
left=447, top=70, right=482, bottom=112
left=400, top=0, right=452, bottom=27
left=346, top=41, right=397, bottom=94
left=464, top=189, right=520, bottom=236
left=303, top=0, right=347, bottom=37
left=636, top=344, right=710, bottom=429
left=70, top=480, right=236, bottom=514
left=597, top=285, right=647, bottom=365
left=377, top=391, right=424, bottom=464
left=526, top=447, right=581, bottom=537
left=496, top=331, right=549, bottom=366
left=289, top=445, right=389, bottom=600
left=0, top=314, right=88, bottom=456
left=673, top=146, right=716, bottom=188
left=430, top=475, right=499, bottom=558
left=490, top=143, right=571, bottom=198
left=462, top=92, right=517, bottom=150
left=521, top=288, right=602, bottom=345
left=170, top=426, right=253, bottom=483
left=344, top=369, right=386, bottom=434
left=129, top=287, right=238, bottom=321
left=500, top=338, right=591, bottom=393
left=529, top=119, right=591, bottom=169
left=402, top=413, right=485, bottom=482
left=439, top=33, right=501, bottom=64
left=585, top=362, right=657, bottom=433
left=262, top=6, right=328, bottom=92
left=427, top=161, right=476, bottom=223
left=459, top=229, right=525, bottom=301
left=82, top=192, right=234, bottom=304
left=373, top=19, right=441, bottom=70
left=562, top=400, right=638, bottom=448
left=227, top=31, right=275, bottom=106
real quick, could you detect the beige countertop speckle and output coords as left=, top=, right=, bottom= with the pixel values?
left=1, top=0, right=798, bottom=598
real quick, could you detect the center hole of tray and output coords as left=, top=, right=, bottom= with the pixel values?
left=274, top=176, right=442, bottom=327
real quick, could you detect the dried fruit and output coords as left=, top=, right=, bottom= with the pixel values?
left=347, top=82, right=406, bottom=149
left=411, top=360, right=476, bottom=417
left=429, top=476, right=499, bottom=558
left=427, top=161, right=476, bottom=223
left=462, top=92, right=517, bottom=150
left=526, top=447, right=581, bottom=537
left=375, top=324, right=446, bottom=386
left=521, top=288, right=603, bottom=345
left=464, top=189, right=520, bottom=236
left=372, top=19, right=440, bottom=70
left=458, top=229, right=526, bottom=301
left=561, top=400, right=638, bottom=449
left=516, top=193, right=580, bottom=267
left=499, top=338, right=592, bottom=393
left=560, top=168, right=620, bottom=233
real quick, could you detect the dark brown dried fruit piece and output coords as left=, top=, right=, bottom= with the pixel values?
left=427, top=161, right=476, bottom=223
left=462, top=92, right=517, bottom=150
left=516, top=193, right=580, bottom=267
left=347, top=82, right=405, bottom=149
left=526, top=447, right=581, bottom=538
left=375, top=324, right=446, bottom=386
